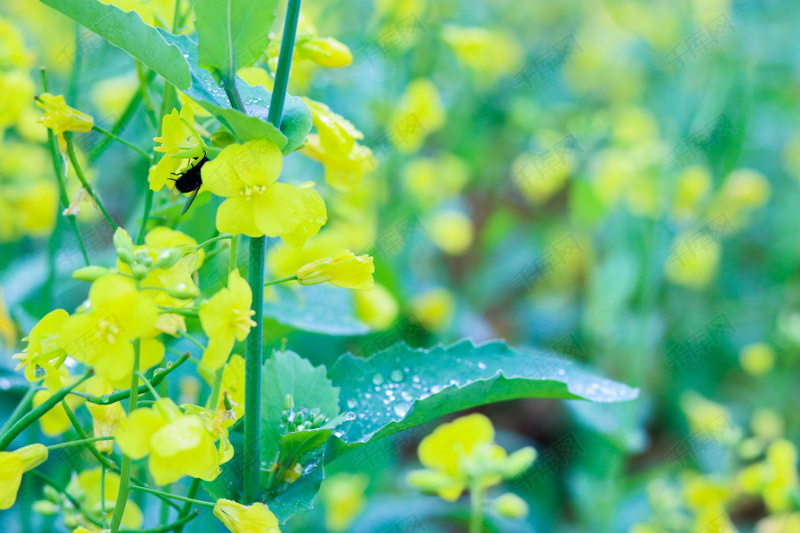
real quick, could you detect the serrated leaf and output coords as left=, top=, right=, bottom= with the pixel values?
left=262, top=285, right=370, bottom=336
left=194, top=0, right=278, bottom=81
left=260, top=350, right=340, bottom=466
left=329, top=339, right=639, bottom=448
left=39, top=0, right=191, bottom=89
left=159, top=32, right=312, bottom=153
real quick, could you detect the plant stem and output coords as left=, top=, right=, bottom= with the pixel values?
left=129, top=484, right=215, bottom=508
left=0, top=383, right=37, bottom=436
left=47, top=435, right=114, bottom=450
left=40, top=68, right=90, bottom=266
left=69, top=353, right=189, bottom=405
left=179, top=330, right=207, bottom=351
left=89, top=74, right=149, bottom=162
left=469, top=483, right=485, bottom=533
left=109, top=339, right=141, bottom=533
left=264, top=274, right=297, bottom=287
left=122, top=510, right=199, bottom=533
left=63, top=132, right=118, bottom=230
left=60, top=399, right=116, bottom=469
left=241, top=0, right=302, bottom=504
left=174, top=477, right=202, bottom=533
left=136, top=371, right=162, bottom=400
left=0, top=370, right=92, bottom=451
left=195, top=233, right=234, bottom=250
left=92, top=125, right=150, bottom=158
left=101, top=465, right=108, bottom=527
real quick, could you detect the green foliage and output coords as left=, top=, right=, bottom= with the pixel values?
left=194, top=0, right=279, bottom=82
left=262, top=285, right=369, bottom=336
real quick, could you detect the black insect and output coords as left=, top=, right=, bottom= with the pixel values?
left=169, top=154, right=208, bottom=215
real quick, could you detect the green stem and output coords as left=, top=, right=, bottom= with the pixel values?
left=63, top=132, right=118, bottom=230
left=229, top=235, right=239, bottom=273
left=242, top=0, right=302, bottom=504
left=47, top=435, right=114, bottom=450
left=174, top=478, right=202, bottom=533
left=469, top=483, right=485, bottom=533
left=40, top=67, right=90, bottom=266
left=179, top=330, right=208, bottom=351
left=0, top=370, right=92, bottom=451
left=129, top=484, right=215, bottom=508
left=88, top=74, right=149, bottom=162
left=136, top=371, right=162, bottom=400
left=92, top=125, right=150, bottom=158
left=109, top=339, right=141, bottom=533
left=69, top=353, right=189, bottom=405
left=136, top=62, right=159, bottom=129
left=101, top=465, right=108, bottom=527
left=122, top=510, right=199, bottom=533
left=264, top=274, right=297, bottom=287
left=60, top=399, right=116, bottom=470
left=0, top=383, right=37, bottom=435
left=195, top=234, right=234, bottom=251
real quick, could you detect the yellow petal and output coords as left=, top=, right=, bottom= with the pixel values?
left=0, top=453, right=23, bottom=510
left=418, top=413, right=495, bottom=475
left=214, top=499, right=281, bottom=533
left=115, top=407, right=168, bottom=460
left=254, top=182, right=306, bottom=237
left=280, top=182, right=327, bottom=249
left=216, top=195, right=261, bottom=237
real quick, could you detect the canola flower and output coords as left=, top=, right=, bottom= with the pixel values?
left=35, top=93, right=93, bottom=151
left=214, top=499, right=281, bottom=533
left=295, top=249, right=375, bottom=291
left=199, top=270, right=256, bottom=371
left=0, top=444, right=48, bottom=510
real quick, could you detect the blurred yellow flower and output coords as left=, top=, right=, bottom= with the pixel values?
left=751, top=408, right=784, bottom=443
left=202, top=140, right=308, bottom=238
left=389, top=79, right=445, bottom=154
left=441, top=26, right=523, bottom=87
left=664, top=231, right=720, bottom=289
left=407, top=413, right=535, bottom=501
left=679, top=391, right=740, bottom=445
left=71, top=468, right=143, bottom=529
left=427, top=209, right=474, bottom=255
left=0, top=444, right=48, bottom=510
left=36, top=93, right=94, bottom=137
left=491, top=493, right=529, bottom=519
left=115, top=398, right=221, bottom=485
left=354, top=282, right=399, bottom=330
left=32, top=385, right=84, bottom=437
left=410, top=287, right=455, bottom=333
left=214, top=498, right=281, bottom=533
left=0, top=70, right=35, bottom=130
left=0, top=17, right=34, bottom=69
left=83, top=376, right=127, bottom=454
left=58, top=275, right=163, bottom=386
left=0, top=289, right=14, bottom=347
left=297, top=36, right=353, bottom=68
left=319, top=473, right=369, bottom=532
left=402, top=153, right=468, bottom=208
left=13, top=309, right=68, bottom=385
left=199, top=270, right=255, bottom=371
left=739, top=342, right=775, bottom=376
left=512, top=148, right=572, bottom=206
left=296, top=249, right=375, bottom=291
left=707, top=168, right=770, bottom=230
left=90, top=73, right=139, bottom=118
left=673, top=165, right=712, bottom=222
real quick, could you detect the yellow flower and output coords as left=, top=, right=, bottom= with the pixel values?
left=58, top=275, right=162, bottom=386
left=297, top=36, right=353, bottom=68
left=354, top=282, right=398, bottom=330
left=763, top=439, right=799, bottom=512
left=154, top=105, right=204, bottom=159
left=83, top=376, right=127, bottom=453
left=0, top=444, right=48, bottom=510
left=301, top=98, right=376, bottom=191
left=36, top=93, right=94, bottom=136
left=673, top=165, right=712, bottom=222
left=408, top=414, right=535, bottom=501
left=199, top=271, right=255, bottom=371
left=410, top=287, right=456, bottom=333
left=0, top=17, right=34, bottom=69
left=319, top=473, right=369, bottom=532
left=203, top=140, right=308, bottom=237
left=707, top=168, right=770, bottom=230
left=214, top=499, right=281, bottom=533
left=739, top=342, right=775, bottom=376
left=279, top=182, right=327, bottom=249
left=32, top=371, right=85, bottom=436
left=664, top=231, right=720, bottom=289
left=203, top=353, right=245, bottom=421
left=679, top=391, right=740, bottom=445
left=115, top=398, right=221, bottom=485
left=389, top=79, right=445, bottom=154
left=427, top=209, right=474, bottom=255
left=296, top=249, right=375, bottom=291
left=13, top=309, right=70, bottom=385
left=71, top=468, right=143, bottom=529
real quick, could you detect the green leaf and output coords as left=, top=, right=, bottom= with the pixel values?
left=329, top=339, right=639, bottom=447
left=159, top=32, right=312, bottom=153
left=194, top=0, right=279, bottom=81
left=268, top=456, right=325, bottom=524
left=260, top=350, right=340, bottom=466
left=38, top=0, right=191, bottom=89
left=262, top=285, right=370, bottom=336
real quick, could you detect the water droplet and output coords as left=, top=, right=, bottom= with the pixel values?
left=101, top=394, right=111, bottom=403
left=401, top=391, right=414, bottom=402
left=346, top=398, right=358, bottom=409
left=393, top=402, right=410, bottom=418
left=390, top=369, right=404, bottom=382
left=412, top=375, right=421, bottom=384
left=372, top=373, right=384, bottom=385
left=344, top=411, right=356, bottom=420
left=478, top=362, right=487, bottom=370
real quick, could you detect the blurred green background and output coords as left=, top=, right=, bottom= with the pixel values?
left=3, top=0, right=800, bottom=531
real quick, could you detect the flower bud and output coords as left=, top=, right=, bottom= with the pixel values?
left=133, top=249, right=153, bottom=267
left=113, top=228, right=135, bottom=264
left=43, top=485, right=61, bottom=504
left=501, top=447, right=536, bottom=479
left=312, top=414, right=328, bottom=428
left=491, top=493, right=529, bottom=519
left=406, top=469, right=456, bottom=493
left=155, top=247, right=184, bottom=269
left=283, top=394, right=295, bottom=410
left=32, top=500, right=59, bottom=516
left=296, top=250, right=374, bottom=291
left=72, top=266, right=111, bottom=282
left=298, top=37, right=353, bottom=67
left=130, top=263, right=150, bottom=280
left=165, top=282, right=199, bottom=300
